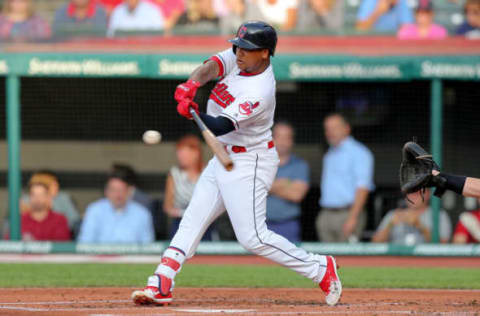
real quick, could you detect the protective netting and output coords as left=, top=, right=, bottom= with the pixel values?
left=13, top=77, right=442, bottom=241
left=442, top=80, right=480, bottom=229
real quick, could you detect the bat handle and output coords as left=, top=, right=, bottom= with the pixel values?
left=190, top=108, right=207, bottom=132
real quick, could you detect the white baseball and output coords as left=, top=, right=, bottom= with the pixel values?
left=142, top=130, right=162, bottom=145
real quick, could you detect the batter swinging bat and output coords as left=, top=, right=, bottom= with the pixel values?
left=190, top=108, right=234, bottom=171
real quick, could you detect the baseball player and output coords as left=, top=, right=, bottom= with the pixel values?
left=132, top=21, right=342, bottom=307
left=400, top=141, right=480, bottom=199
left=431, top=170, right=480, bottom=199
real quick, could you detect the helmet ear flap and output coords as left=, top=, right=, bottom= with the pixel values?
left=232, top=45, right=237, bottom=54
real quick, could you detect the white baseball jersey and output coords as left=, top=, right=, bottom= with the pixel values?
left=207, top=48, right=276, bottom=147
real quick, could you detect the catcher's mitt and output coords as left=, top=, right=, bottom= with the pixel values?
left=399, top=141, right=446, bottom=199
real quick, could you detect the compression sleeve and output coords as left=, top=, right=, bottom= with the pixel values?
left=199, top=112, right=235, bottom=136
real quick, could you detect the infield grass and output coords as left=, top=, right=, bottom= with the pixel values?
left=1, top=263, right=479, bottom=289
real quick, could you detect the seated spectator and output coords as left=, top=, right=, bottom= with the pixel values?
left=356, top=0, right=413, bottom=32
left=456, top=0, right=480, bottom=39
left=372, top=189, right=452, bottom=244
left=149, top=0, right=185, bottom=32
left=296, top=0, right=344, bottom=32
left=255, top=0, right=297, bottom=31
left=397, top=0, right=447, bottom=39
left=215, top=0, right=245, bottom=35
left=164, top=135, right=214, bottom=239
left=77, top=171, right=154, bottom=243
left=21, top=170, right=80, bottom=232
left=453, top=207, right=480, bottom=243
left=17, top=182, right=70, bottom=241
left=176, top=0, right=219, bottom=31
left=266, top=122, right=310, bottom=242
left=98, top=0, right=123, bottom=16
left=111, top=163, right=155, bottom=214
left=0, top=0, right=50, bottom=41
left=52, top=0, right=108, bottom=38
left=107, top=0, right=165, bottom=37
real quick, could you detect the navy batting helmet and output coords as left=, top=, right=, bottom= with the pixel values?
left=229, top=21, right=278, bottom=56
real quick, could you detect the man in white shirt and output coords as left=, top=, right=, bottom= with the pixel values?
left=108, top=0, right=164, bottom=36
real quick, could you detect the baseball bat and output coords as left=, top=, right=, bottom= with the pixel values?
left=190, top=108, right=234, bottom=171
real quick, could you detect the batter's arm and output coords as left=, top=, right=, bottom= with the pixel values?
left=189, top=60, right=221, bottom=86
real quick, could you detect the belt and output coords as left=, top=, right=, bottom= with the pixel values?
left=225, top=140, right=275, bottom=154
left=323, top=205, right=352, bottom=211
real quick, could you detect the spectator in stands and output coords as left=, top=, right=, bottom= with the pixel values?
left=453, top=206, right=480, bottom=243
left=149, top=0, right=185, bottom=33
left=111, top=163, right=155, bottom=214
left=296, top=0, right=344, bottom=32
left=456, top=0, right=480, bottom=39
left=397, top=0, right=447, bottom=39
left=21, top=170, right=80, bottom=232
left=356, top=0, right=413, bottom=32
left=316, top=113, right=374, bottom=242
left=18, top=182, right=71, bottom=241
left=176, top=0, right=219, bottom=32
left=266, top=122, right=310, bottom=242
left=372, top=189, right=452, bottom=244
left=0, top=0, right=51, bottom=41
left=52, top=0, right=108, bottom=38
left=163, top=135, right=213, bottom=239
left=107, top=0, right=165, bottom=37
left=215, top=0, right=244, bottom=35
left=77, top=170, right=154, bottom=243
left=98, top=0, right=123, bottom=16
left=255, top=0, right=298, bottom=31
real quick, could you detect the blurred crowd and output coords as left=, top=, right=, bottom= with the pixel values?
left=3, top=113, right=480, bottom=246
left=0, top=0, right=479, bottom=41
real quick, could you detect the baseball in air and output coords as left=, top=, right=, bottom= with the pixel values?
left=142, top=130, right=162, bottom=145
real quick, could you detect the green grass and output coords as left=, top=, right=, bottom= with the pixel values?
left=0, top=263, right=479, bottom=289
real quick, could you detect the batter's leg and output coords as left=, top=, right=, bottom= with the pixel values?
left=132, top=158, right=225, bottom=305
left=217, top=151, right=341, bottom=305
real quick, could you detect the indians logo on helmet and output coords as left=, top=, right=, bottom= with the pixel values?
left=239, top=101, right=259, bottom=116
left=238, top=26, right=247, bottom=38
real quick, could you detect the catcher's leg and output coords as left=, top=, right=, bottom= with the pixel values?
left=217, top=151, right=341, bottom=306
left=132, top=159, right=225, bottom=306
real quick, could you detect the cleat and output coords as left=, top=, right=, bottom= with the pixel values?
left=319, top=256, right=342, bottom=306
left=131, top=275, right=174, bottom=306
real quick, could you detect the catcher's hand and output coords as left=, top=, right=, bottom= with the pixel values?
left=399, top=141, right=447, bottom=199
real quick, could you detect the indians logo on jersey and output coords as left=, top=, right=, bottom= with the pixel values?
left=239, top=101, right=260, bottom=116
left=210, top=83, right=235, bottom=108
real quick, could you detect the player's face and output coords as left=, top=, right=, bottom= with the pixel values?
left=235, top=47, right=269, bottom=73
left=324, top=116, right=350, bottom=147
left=273, top=124, right=294, bottom=157
left=105, top=178, right=131, bottom=209
left=29, top=185, right=51, bottom=212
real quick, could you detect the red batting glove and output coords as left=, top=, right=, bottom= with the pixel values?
left=174, top=79, right=201, bottom=104
left=177, top=100, right=199, bottom=120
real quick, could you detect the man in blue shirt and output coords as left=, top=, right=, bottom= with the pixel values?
left=78, top=171, right=155, bottom=244
left=356, top=0, right=413, bottom=32
left=317, top=113, right=374, bottom=242
left=267, top=122, right=310, bottom=242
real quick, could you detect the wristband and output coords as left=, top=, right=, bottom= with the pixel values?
left=439, top=173, right=467, bottom=195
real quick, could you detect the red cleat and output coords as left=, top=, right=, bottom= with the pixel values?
left=319, top=256, right=342, bottom=306
left=131, top=275, right=173, bottom=306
